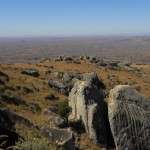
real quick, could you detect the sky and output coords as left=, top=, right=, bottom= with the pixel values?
left=0, top=0, right=150, bottom=37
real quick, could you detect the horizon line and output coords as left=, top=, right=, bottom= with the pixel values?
left=0, top=33, right=150, bottom=38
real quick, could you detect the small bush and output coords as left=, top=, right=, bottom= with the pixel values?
left=15, top=138, right=50, bottom=150
left=57, top=99, right=72, bottom=124
left=0, top=85, right=5, bottom=94
left=45, top=93, right=55, bottom=100
left=29, top=103, right=41, bottom=113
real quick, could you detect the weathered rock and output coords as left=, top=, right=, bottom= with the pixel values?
left=118, top=63, right=134, bottom=71
left=49, top=80, right=65, bottom=89
left=48, top=80, right=68, bottom=95
left=62, top=72, right=73, bottom=83
left=21, top=68, right=39, bottom=77
left=74, top=72, right=83, bottom=80
left=69, top=81, right=114, bottom=148
left=0, top=70, right=9, bottom=78
left=42, top=108, right=51, bottom=115
left=83, top=72, right=105, bottom=89
left=108, top=85, right=150, bottom=150
left=0, top=127, right=19, bottom=149
left=42, top=109, right=66, bottom=127
left=0, top=108, right=34, bottom=129
left=0, top=70, right=9, bottom=84
left=42, top=127, right=75, bottom=150
left=48, top=115, right=66, bottom=127
left=1, top=95, right=27, bottom=105
left=63, top=56, right=73, bottom=61
left=0, top=108, right=34, bottom=149
left=44, top=69, right=51, bottom=74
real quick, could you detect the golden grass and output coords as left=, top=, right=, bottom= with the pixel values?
left=0, top=60, right=150, bottom=150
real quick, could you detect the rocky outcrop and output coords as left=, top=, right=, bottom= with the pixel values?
left=42, top=109, right=66, bottom=127
left=0, top=127, right=19, bottom=149
left=0, top=108, right=34, bottom=129
left=1, top=95, right=27, bottom=105
left=68, top=81, right=114, bottom=148
left=49, top=72, right=105, bottom=96
left=83, top=72, right=105, bottom=89
left=62, top=71, right=73, bottom=83
left=0, top=108, right=34, bottom=149
left=42, top=127, right=75, bottom=150
left=0, top=70, right=9, bottom=84
left=48, top=80, right=68, bottom=95
left=21, top=68, right=39, bottom=77
left=108, top=85, right=150, bottom=150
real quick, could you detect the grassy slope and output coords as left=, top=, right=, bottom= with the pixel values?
left=0, top=60, right=150, bottom=150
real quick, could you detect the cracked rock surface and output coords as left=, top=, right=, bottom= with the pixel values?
left=108, top=85, right=150, bottom=150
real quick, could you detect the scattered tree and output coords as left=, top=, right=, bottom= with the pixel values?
left=57, top=99, right=71, bottom=124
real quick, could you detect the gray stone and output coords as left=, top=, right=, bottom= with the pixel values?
left=21, top=68, right=39, bottom=77
left=108, top=85, right=150, bottom=150
left=48, top=80, right=65, bottom=89
left=48, top=80, right=68, bottom=95
left=0, top=127, right=19, bottom=149
left=48, top=116, right=66, bottom=127
left=118, top=63, right=134, bottom=71
left=62, top=72, right=73, bottom=83
left=42, top=127, right=75, bottom=150
left=0, top=108, right=34, bottom=129
left=83, top=72, right=105, bottom=89
left=68, top=81, right=114, bottom=148
left=42, top=109, right=66, bottom=127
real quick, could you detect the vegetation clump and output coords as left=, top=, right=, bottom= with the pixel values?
left=0, top=85, right=5, bottom=94
left=29, top=103, right=41, bottom=113
left=45, top=93, right=56, bottom=100
left=15, top=138, right=50, bottom=150
left=57, top=99, right=72, bottom=124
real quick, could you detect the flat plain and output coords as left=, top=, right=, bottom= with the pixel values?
left=0, top=36, right=150, bottom=63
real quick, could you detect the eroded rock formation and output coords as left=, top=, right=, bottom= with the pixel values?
left=108, top=85, right=150, bottom=150
left=0, top=108, right=34, bottom=129
left=83, top=72, right=105, bottom=89
left=68, top=81, right=114, bottom=148
left=42, top=127, right=75, bottom=150
left=0, top=108, right=34, bottom=149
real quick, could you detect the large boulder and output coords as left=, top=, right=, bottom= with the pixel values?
left=83, top=72, right=105, bottom=89
left=42, top=109, right=66, bottom=127
left=68, top=81, right=114, bottom=148
left=108, top=85, right=150, bottom=150
left=48, top=80, right=68, bottom=95
left=62, top=72, right=73, bottom=83
left=0, top=108, right=34, bottom=149
left=42, top=127, right=75, bottom=150
left=0, top=108, right=34, bottom=129
left=0, top=70, right=9, bottom=84
left=0, top=127, right=19, bottom=149
left=21, top=68, right=39, bottom=77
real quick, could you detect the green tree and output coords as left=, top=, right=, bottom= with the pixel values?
left=0, top=85, right=5, bottom=94
left=57, top=99, right=71, bottom=124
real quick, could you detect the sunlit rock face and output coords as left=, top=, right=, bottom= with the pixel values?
left=42, top=127, right=75, bottom=150
left=69, top=81, right=115, bottom=149
left=108, top=85, right=150, bottom=150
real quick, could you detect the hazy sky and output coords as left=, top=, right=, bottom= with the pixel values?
left=0, top=0, right=150, bottom=37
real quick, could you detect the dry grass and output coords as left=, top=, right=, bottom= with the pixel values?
left=0, top=60, right=150, bottom=150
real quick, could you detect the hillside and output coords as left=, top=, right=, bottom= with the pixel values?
left=0, top=56, right=150, bottom=150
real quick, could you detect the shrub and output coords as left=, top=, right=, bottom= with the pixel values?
left=57, top=99, right=72, bottom=124
left=15, top=138, right=50, bottom=150
left=45, top=93, right=55, bottom=100
left=0, top=85, right=5, bottom=94
left=29, top=103, right=41, bottom=113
